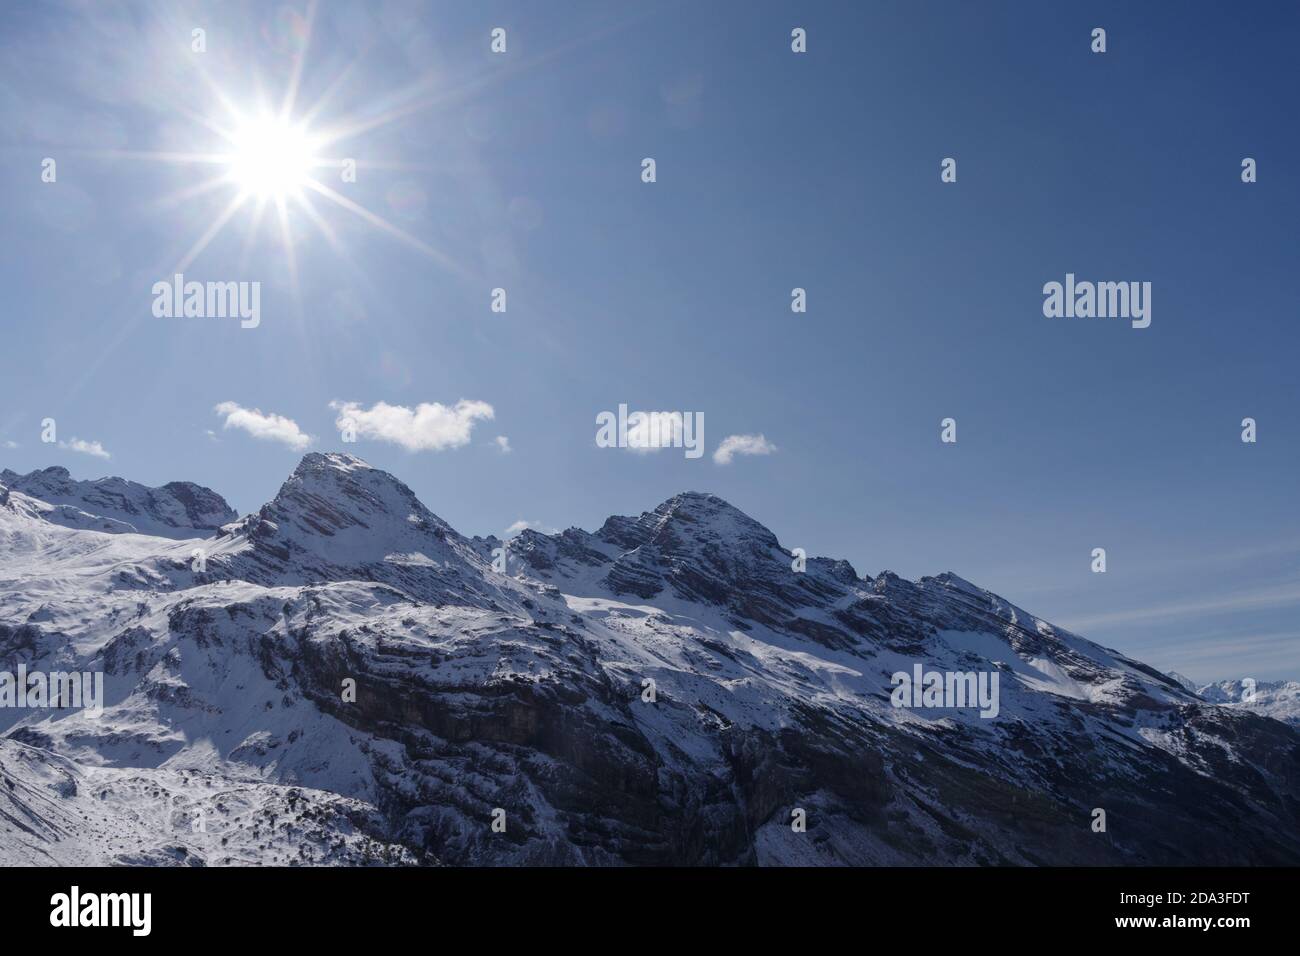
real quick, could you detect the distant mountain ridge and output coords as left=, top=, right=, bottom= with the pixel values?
left=1196, top=678, right=1300, bottom=728
left=1158, top=672, right=1300, bottom=728
left=0, top=464, right=235, bottom=538
left=2, top=453, right=1298, bottom=866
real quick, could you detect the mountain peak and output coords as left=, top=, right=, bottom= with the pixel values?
left=929, top=571, right=985, bottom=594
left=293, top=451, right=371, bottom=476
left=1, top=465, right=71, bottom=481
left=597, top=491, right=779, bottom=554
left=256, top=452, right=451, bottom=539
left=214, top=451, right=489, bottom=595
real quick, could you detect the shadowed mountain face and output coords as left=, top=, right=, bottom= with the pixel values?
left=1, top=453, right=1298, bottom=866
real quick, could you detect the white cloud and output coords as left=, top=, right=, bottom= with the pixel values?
left=713, top=433, right=777, bottom=465
left=59, top=437, right=110, bottom=460
left=627, top=411, right=684, bottom=453
left=214, top=401, right=313, bottom=451
left=329, top=399, right=494, bottom=452
left=2, top=440, right=17, bottom=449
left=494, top=435, right=512, bottom=453
left=504, top=519, right=555, bottom=538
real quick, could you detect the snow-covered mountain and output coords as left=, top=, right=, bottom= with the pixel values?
left=1159, top=671, right=1300, bottom=728
left=1196, top=679, right=1300, bottom=728
left=2, top=453, right=1298, bottom=865
left=0, top=465, right=235, bottom=538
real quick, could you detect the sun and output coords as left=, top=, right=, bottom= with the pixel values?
left=227, top=114, right=319, bottom=200
left=121, top=0, right=487, bottom=280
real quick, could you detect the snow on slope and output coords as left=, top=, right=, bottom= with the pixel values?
left=0, top=737, right=415, bottom=865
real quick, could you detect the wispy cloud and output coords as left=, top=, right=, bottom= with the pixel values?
left=503, top=519, right=555, bottom=538
left=494, top=436, right=512, bottom=453
left=2, top=440, right=17, bottom=450
left=59, top=437, right=110, bottom=459
left=1060, top=579, right=1300, bottom=632
left=713, top=433, right=777, bottom=465
left=214, top=401, right=313, bottom=451
left=1128, top=630, right=1300, bottom=686
left=329, top=399, right=494, bottom=452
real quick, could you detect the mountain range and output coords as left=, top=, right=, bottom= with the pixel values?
left=2, top=453, right=1297, bottom=865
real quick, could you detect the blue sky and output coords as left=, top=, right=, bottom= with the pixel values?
left=2, top=1, right=1298, bottom=683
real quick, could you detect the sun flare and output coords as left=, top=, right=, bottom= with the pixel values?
left=226, top=114, right=319, bottom=200
left=121, top=0, right=478, bottom=282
